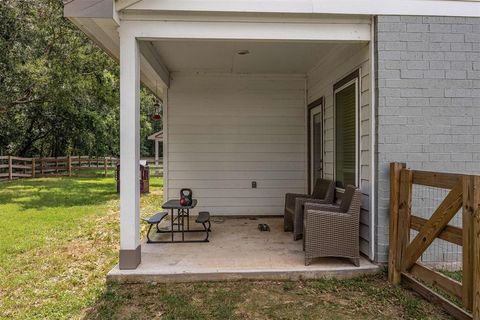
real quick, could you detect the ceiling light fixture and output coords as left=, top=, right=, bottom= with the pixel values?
left=237, top=50, right=250, bottom=55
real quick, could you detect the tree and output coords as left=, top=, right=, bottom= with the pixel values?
left=0, top=0, right=158, bottom=157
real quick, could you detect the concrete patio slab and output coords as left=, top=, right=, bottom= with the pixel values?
left=108, top=217, right=379, bottom=283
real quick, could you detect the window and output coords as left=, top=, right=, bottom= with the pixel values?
left=308, top=98, right=324, bottom=193
left=334, top=74, right=358, bottom=189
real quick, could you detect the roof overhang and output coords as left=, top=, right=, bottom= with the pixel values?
left=147, top=130, right=163, bottom=141
left=64, top=0, right=480, bottom=100
left=123, top=0, right=480, bottom=17
left=64, top=0, right=118, bottom=20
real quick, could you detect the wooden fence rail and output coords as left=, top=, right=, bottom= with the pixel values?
left=389, top=162, right=480, bottom=320
left=0, top=156, right=118, bottom=180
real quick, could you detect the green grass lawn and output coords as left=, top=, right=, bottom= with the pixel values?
left=0, top=175, right=163, bottom=319
left=0, top=176, right=452, bottom=320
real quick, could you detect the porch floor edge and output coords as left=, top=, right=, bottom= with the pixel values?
left=106, top=264, right=380, bottom=283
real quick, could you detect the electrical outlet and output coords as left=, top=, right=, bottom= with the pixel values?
left=252, top=181, right=257, bottom=188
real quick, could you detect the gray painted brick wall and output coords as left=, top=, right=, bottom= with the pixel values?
left=375, top=16, right=480, bottom=263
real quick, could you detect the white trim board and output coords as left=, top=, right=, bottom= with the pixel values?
left=124, top=0, right=480, bottom=18
left=119, top=20, right=371, bottom=42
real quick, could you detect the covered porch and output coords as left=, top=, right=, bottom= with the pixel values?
left=116, top=13, right=377, bottom=279
left=109, top=217, right=378, bottom=282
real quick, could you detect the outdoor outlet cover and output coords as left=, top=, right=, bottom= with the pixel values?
left=252, top=181, right=257, bottom=188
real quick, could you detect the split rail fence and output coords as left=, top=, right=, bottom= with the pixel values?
left=389, top=162, right=480, bottom=320
left=0, top=156, right=118, bottom=180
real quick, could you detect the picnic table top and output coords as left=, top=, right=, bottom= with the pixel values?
left=162, top=199, right=198, bottom=209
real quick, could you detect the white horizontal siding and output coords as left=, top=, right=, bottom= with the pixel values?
left=169, top=171, right=303, bottom=180
left=166, top=73, right=306, bottom=216
left=169, top=143, right=304, bottom=153
left=168, top=134, right=304, bottom=144
left=169, top=152, right=304, bottom=162
left=306, top=43, right=372, bottom=256
left=169, top=179, right=305, bottom=189
left=169, top=125, right=304, bottom=135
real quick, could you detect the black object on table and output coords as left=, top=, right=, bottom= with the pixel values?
left=150, top=199, right=209, bottom=243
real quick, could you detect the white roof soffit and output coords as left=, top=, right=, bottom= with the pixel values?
left=123, top=0, right=480, bottom=18
left=116, top=0, right=143, bottom=11
left=64, top=0, right=119, bottom=23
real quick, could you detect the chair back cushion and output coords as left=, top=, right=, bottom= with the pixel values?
left=312, top=179, right=335, bottom=202
left=339, top=185, right=356, bottom=212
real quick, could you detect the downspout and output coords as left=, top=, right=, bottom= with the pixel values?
left=369, top=16, right=377, bottom=262
left=304, top=77, right=309, bottom=194
left=163, top=90, right=169, bottom=201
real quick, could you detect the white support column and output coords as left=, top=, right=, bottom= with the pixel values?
left=119, top=32, right=141, bottom=270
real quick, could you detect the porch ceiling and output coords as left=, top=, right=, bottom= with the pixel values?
left=147, top=40, right=365, bottom=74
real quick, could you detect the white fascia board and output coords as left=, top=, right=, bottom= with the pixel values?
left=312, top=0, right=480, bottom=17
left=119, top=20, right=371, bottom=42
left=126, top=0, right=314, bottom=14
left=120, top=12, right=372, bottom=24
left=126, top=0, right=480, bottom=17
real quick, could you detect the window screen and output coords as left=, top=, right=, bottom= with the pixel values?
left=335, top=82, right=357, bottom=189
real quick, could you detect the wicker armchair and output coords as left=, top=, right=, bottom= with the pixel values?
left=283, top=179, right=335, bottom=238
left=303, top=185, right=361, bottom=267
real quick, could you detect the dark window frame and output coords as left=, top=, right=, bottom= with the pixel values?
left=333, top=69, right=360, bottom=189
left=307, top=96, right=324, bottom=194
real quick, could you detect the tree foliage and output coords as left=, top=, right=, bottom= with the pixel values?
left=0, top=0, right=159, bottom=157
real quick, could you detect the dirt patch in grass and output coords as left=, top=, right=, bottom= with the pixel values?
left=82, top=273, right=452, bottom=320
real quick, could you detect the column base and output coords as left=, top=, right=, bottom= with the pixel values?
left=119, top=245, right=141, bottom=270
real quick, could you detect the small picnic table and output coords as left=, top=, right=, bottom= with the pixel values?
left=161, top=199, right=203, bottom=242
left=143, top=199, right=211, bottom=243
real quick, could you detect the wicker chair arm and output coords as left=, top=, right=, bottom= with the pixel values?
left=304, top=202, right=342, bottom=213
left=305, top=208, right=354, bottom=220
left=285, top=193, right=312, bottom=208
left=300, top=198, right=332, bottom=206
left=294, top=197, right=326, bottom=207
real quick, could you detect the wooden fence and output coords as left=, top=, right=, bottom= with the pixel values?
left=0, top=156, right=118, bottom=180
left=389, top=162, right=480, bottom=320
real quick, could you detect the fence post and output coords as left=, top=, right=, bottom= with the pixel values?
left=40, top=158, right=44, bottom=175
left=8, top=155, right=12, bottom=180
left=388, top=162, right=406, bottom=284
left=104, top=157, right=108, bottom=177
left=395, top=168, right=413, bottom=278
left=473, top=176, right=480, bottom=319
left=31, top=159, right=35, bottom=178
left=463, top=175, right=480, bottom=312
left=68, top=156, right=72, bottom=176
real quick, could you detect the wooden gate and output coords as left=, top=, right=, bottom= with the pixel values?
left=388, top=162, right=480, bottom=320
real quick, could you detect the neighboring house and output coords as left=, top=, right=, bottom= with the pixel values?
left=64, top=0, right=480, bottom=270
left=147, top=129, right=163, bottom=165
